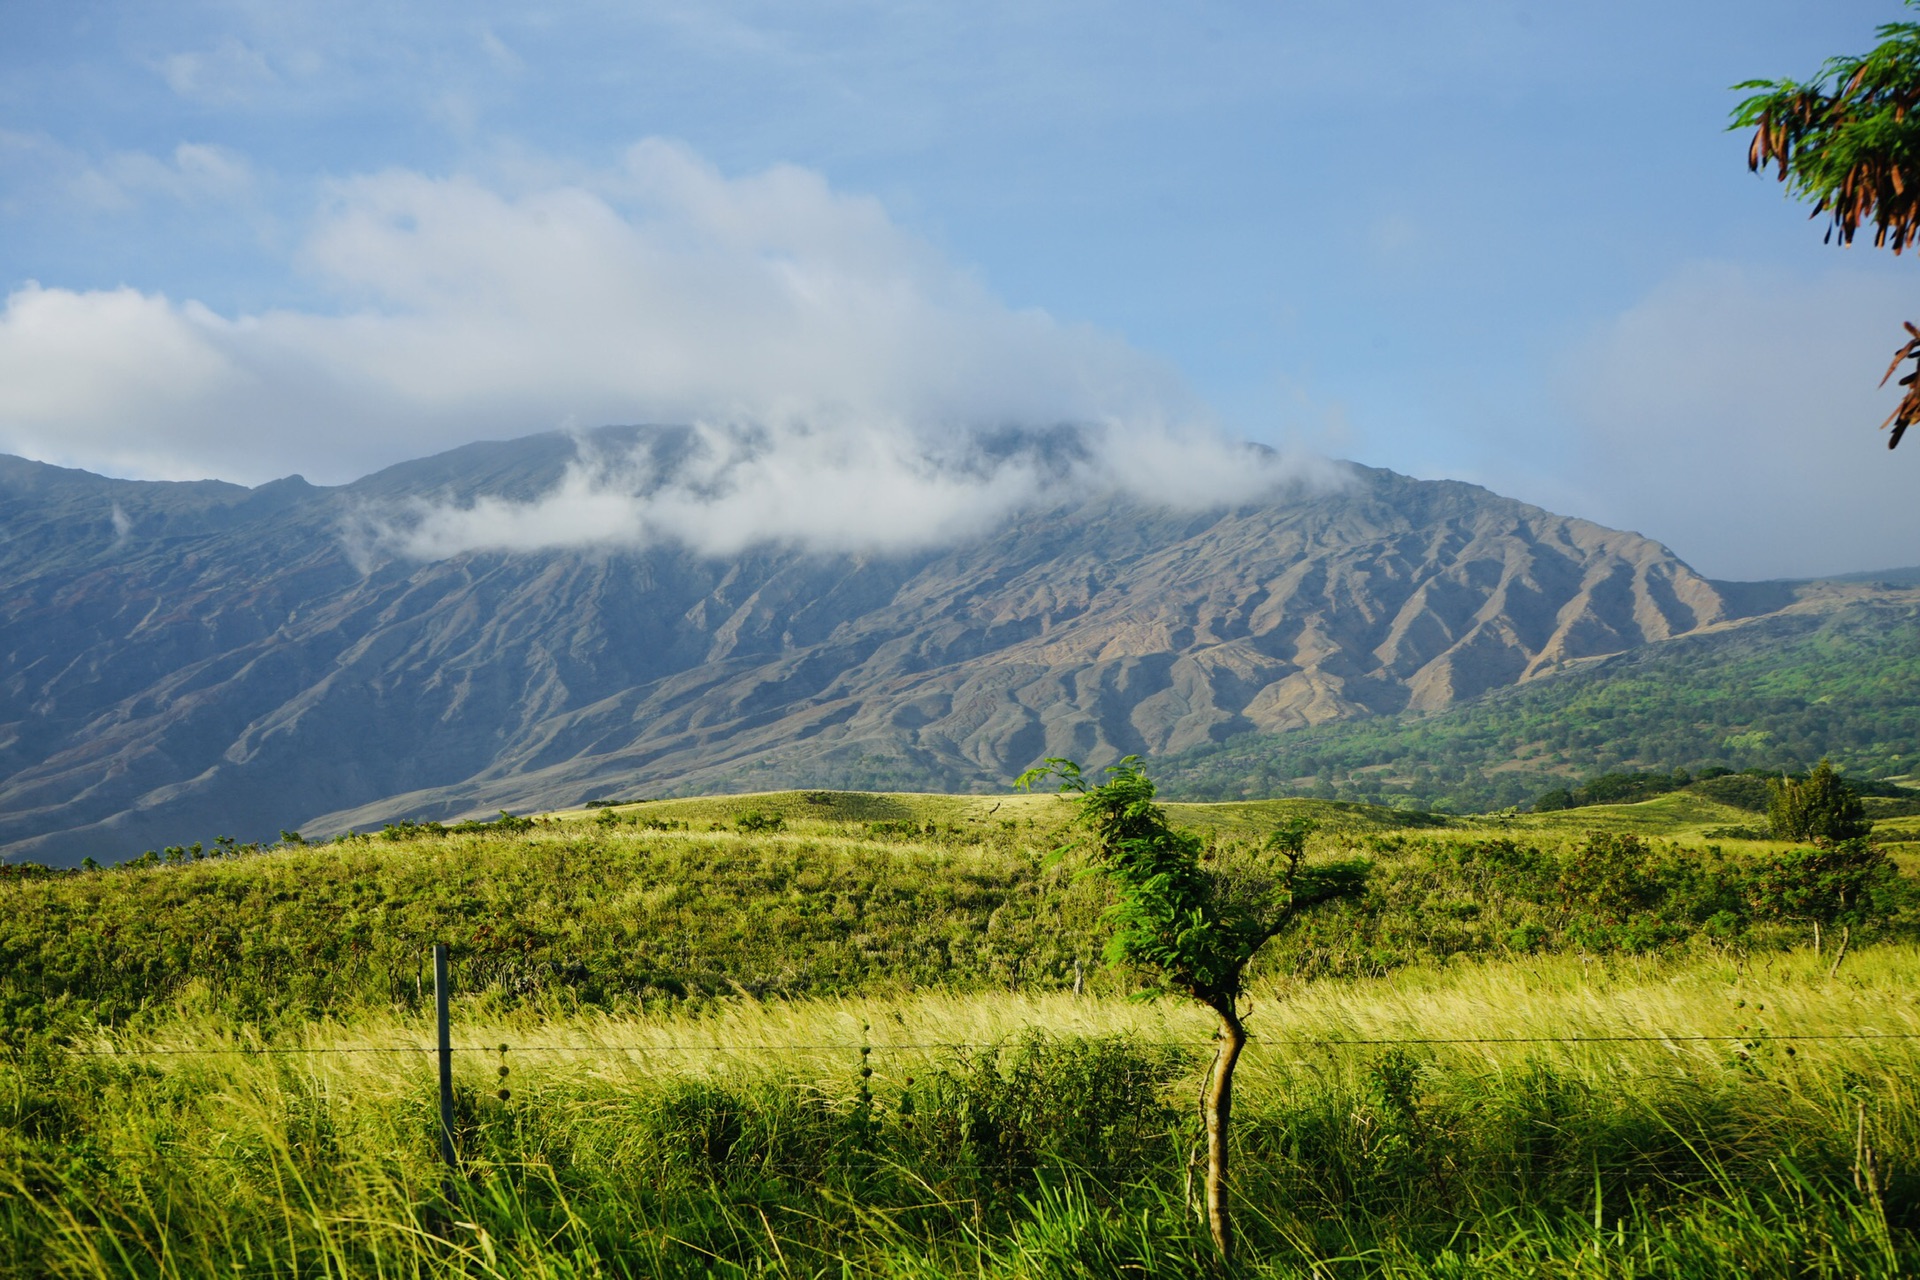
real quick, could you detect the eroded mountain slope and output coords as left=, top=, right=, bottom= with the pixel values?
left=0, top=429, right=1756, bottom=862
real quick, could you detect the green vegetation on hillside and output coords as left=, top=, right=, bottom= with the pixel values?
left=1155, top=602, right=1920, bottom=811
left=1527, top=763, right=1920, bottom=828
left=5, top=792, right=1917, bottom=1043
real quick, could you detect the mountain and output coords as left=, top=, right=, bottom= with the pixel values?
left=0, top=426, right=1900, bottom=865
left=1154, top=593, right=1920, bottom=812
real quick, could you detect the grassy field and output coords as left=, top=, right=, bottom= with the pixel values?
left=5, top=947, right=1916, bottom=1277
left=10, top=788, right=1908, bottom=1037
left=4, top=790, right=1920, bottom=1275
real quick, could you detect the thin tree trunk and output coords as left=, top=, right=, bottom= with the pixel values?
left=1204, top=1000, right=1247, bottom=1262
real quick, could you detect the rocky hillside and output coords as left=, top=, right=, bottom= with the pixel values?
left=0, top=426, right=1787, bottom=864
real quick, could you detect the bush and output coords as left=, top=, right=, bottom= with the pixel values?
left=1560, top=832, right=1662, bottom=921
left=1555, top=832, right=1756, bottom=954
left=1690, top=772, right=1774, bottom=812
left=1531, top=788, right=1574, bottom=813
left=1747, top=840, right=1902, bottom=929
left=1769, top=759, right=1871, bottom=842
left=1575, top=772, right=1682, bottom=805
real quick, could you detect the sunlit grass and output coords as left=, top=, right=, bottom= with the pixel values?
left=7, top=793, right=1920, bottom=1275
left=9, top=947, right=1917, bottom=1276
left=96, top=942, right=1920, bottom=1090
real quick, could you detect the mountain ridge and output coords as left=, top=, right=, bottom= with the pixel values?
left=0, top=427, right=1901, bottom=865
left=1153, top=594, right=1920, bottom=811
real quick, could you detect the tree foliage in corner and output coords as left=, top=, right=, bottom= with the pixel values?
left=1017, top=755, right=1367, bottom=1262
left=1768, top=757, right=1873, bottom=842
left=1735, top=5, right=1920, bottom=447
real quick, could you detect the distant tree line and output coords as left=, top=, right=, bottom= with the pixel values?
left=1534, top=759, right=1888, bottom=841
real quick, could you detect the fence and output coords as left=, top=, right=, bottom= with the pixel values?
left=42, top=941, right=1920, bottom=1183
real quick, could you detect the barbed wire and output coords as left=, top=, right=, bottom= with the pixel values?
left=56, top=1030, right=1920, bottom=1058
left=1255, top=1030, right=1920, bottom=1047
left=0, top=1148, right=1775, bottom=1179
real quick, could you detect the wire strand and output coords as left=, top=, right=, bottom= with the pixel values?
left=59, top=1030, right=1920, bottom=1057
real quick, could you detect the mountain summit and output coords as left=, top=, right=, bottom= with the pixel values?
left=1, top=428, right=1764, bottom=864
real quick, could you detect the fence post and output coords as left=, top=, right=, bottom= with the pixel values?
left=434, top=943, right=456, bottom=1175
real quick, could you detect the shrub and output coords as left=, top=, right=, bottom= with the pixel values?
left=380, top=819, right=448, bottom=841
left=1532, top=788, right=1574, bottom=812
left=1557, top=832, right=1755, bottom=953
left=1506, top=922, right=1549, bottom=952
left=1747, top=840, right=1901, bottom=929
left=1690, top=772, right=1774, bottom=812
left=1560, top=832, right=1661, bottom=921
left=1768, top=759, right=1871, bottom=842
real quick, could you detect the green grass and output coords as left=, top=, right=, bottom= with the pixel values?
left=4, top=947, right=1917, bottom=1276
left=1508, top=790, right=1759, bottom=837
left=556, top=789, right=1440, bottom=840
left=7, top=792, right=1916, bottom=1039
left=7, top=793, right=1920, bottom=1275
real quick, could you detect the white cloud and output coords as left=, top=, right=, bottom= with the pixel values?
left=0, top=133, right=255, bottom=216
left=73, top=143, right=256, bottom=211
left=158, top=38, right=278, bottom=105
left=0, top=284, right=244, bottom=479
left=356, top=418, right=1324, bottom=561
left=0, top=138, right=1327, bottom=553
left=1553, top=261, right=1920, bottom=580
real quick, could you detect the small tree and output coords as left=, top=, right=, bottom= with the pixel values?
left=1531, top=786, right=1575, bottom=813
left=1747, top=839, right=1900, bottom=950
left=1767, top=758, right=1872, bottom=842
left=1018, top=756, right=1367, bottom=1261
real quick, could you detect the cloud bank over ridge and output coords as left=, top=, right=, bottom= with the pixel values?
left=0, top=139, right=1202, bottom=488
left=351, top=419, right=1330, bottom=562
left=1, top=138, right=1339, bottom=558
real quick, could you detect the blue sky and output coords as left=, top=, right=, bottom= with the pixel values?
left=1, top=0, right=1914, bottom=579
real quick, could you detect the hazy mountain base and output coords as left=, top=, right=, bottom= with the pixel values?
left=1152, top=596, right=1920, bottom=812
left=2, top=799, right=1916, bottom=1276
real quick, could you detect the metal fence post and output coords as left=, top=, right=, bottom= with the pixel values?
left=434, top=943, right=455, bottom=1175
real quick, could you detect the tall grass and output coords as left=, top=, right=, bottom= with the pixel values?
left=5, top=947, right=1916, bottom=1277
